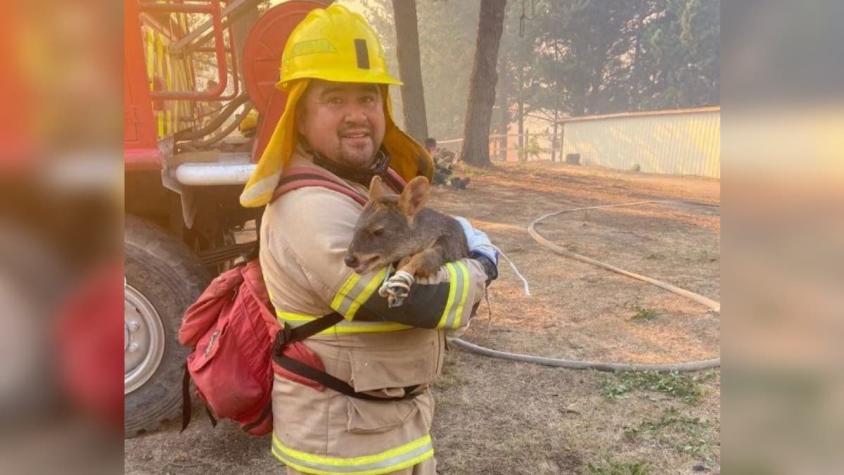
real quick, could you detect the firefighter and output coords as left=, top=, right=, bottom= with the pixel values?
left=239, top=5, right=498, bottom=475
left=425, top=137, right=470, bottom=190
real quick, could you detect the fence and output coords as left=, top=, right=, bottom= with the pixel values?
left=439, top=106, right=720, bottom=179
left=560, top=107, right=720, bottom=178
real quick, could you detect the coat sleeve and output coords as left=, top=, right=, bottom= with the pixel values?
left=267, top=187, right=489, bottom=329
left=351, top=258, right=489, bottom=329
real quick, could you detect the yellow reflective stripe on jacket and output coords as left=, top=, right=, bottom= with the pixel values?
left=277, top=311, right=412, bottom=335
left=272, top=433, right=434, bottom=475
left=331, top=268, right=388, bottom=319
left=276, top=310, right=316, bottom=322
left=436, top=261, right=470, bottom=329
left=274, top=267, right=413, bottom=334
left=452, top=261, right=471, bottom=328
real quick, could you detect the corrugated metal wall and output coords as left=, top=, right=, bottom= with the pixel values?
left=561, top=108, right=720, bottom=178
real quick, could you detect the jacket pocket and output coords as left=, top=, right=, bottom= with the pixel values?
left=346, top=397, right=419, bottom=434
left=348, top=339, right=438, bottom=393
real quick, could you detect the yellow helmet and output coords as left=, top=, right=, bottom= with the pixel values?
left=278, top=4, right=401, bottom=89
left=240, top=4, right=432, bottom=208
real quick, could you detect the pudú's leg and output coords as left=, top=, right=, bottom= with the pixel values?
left=380, top=248, right=444, bottom=307
left=398, top=247, right=445, bottom=278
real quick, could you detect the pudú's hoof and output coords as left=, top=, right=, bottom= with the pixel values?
left=379, top=271, right=414, bottom=307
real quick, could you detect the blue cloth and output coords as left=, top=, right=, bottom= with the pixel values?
left=454, top=216, right=498, bottom=281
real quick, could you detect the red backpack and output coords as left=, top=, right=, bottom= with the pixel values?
left=178, top=259, right=283, bottom=435
left=178, top=168, right=409, bottom=435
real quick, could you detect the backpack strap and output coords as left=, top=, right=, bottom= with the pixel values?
left=181, top=362, right=218, bottom=432
left=271, top=315, right=420, bottom=402
left=270, top=166, right=407, bottom=206
left=271, top=166, right=368, bottom=206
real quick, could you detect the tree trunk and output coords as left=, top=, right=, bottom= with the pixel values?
left=459, top=0, right=507, bottom=167
left=499, top=100, right=508, bottom=161
left=391, top=0, right=428, bottom=144
left=551, top=107, right=559, bottom=162
left=521, top=128, right=529, bottom=162
left=517, top=94, right=524, bottom=157
left=516, top=62, right=525, bottom=156
left=495, top=56, right=509, bottom=161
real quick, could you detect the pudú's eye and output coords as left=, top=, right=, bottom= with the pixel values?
left=371, top=228, right=384, bottom=237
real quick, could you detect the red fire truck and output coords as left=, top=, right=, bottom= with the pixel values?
left=124, top=0, right=328, bottom=436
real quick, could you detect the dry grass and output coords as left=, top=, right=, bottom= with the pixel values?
left=429, top=161, right=720, bottom=474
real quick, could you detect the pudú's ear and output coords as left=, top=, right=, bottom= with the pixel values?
left=398, top=176, right=430, bottom=218
left=369, top=175, right=387, bottom=202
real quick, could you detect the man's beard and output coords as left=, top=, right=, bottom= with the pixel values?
left=336, top=143, right=375, bottom=167
left=311, top=146, right=390, bottom=188
left=336, top=126, right=376, bottom=167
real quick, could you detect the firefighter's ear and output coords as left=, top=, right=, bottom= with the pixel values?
left=369, top=175, right=387, bottom=202
left=398, top=176, right=429, bottom=218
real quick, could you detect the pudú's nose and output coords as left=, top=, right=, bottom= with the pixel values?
left=344, top=254, right=358, bottom=268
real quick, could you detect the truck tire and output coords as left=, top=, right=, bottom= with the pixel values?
left=124, top=215, right=209, bottom=437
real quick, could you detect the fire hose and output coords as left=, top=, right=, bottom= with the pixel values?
left=450, top=200, right=720, bottom=373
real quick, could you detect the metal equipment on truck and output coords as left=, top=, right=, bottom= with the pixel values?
left=124, top=0, right=328, bottom=436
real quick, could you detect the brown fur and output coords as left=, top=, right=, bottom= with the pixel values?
left=344, top=176, right=469, bottom=277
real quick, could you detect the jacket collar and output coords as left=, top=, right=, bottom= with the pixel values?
left=297, top=141, right=391, bottom=189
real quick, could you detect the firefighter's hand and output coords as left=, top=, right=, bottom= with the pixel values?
left=453, top=216, right=499, bottom=282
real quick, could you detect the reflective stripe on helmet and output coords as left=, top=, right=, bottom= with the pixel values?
left=354, top=39, right=370, bottom=69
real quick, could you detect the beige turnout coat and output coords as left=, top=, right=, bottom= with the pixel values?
left=260, top=150, right=489, bottom=475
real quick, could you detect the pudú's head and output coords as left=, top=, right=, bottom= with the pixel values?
left=343, top=176, right=430, bottom=274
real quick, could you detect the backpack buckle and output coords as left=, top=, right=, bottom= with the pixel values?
left=272, top=324, right=293, bottom=355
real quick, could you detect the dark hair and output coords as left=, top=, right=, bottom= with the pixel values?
left=424, top=137, right=437, bottom=148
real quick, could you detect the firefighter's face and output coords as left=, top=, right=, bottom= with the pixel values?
left=297, top=80, right=386, bottom=169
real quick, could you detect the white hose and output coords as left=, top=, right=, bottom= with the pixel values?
left=492, top=244, right=530, bottom=296
left=528, top=201, right=720, bottom=312
left=451, top=200, right=720, bottom=373
left=449, top=338, right=720, bottom=372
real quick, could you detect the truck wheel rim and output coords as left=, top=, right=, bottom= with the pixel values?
left=124, top=283, right=166, bottom=394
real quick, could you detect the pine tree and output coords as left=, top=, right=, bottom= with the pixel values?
left=460, top=0, right=507, bottom=167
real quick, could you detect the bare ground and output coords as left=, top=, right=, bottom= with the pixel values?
left=125, top=161, right=720, bottom=474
